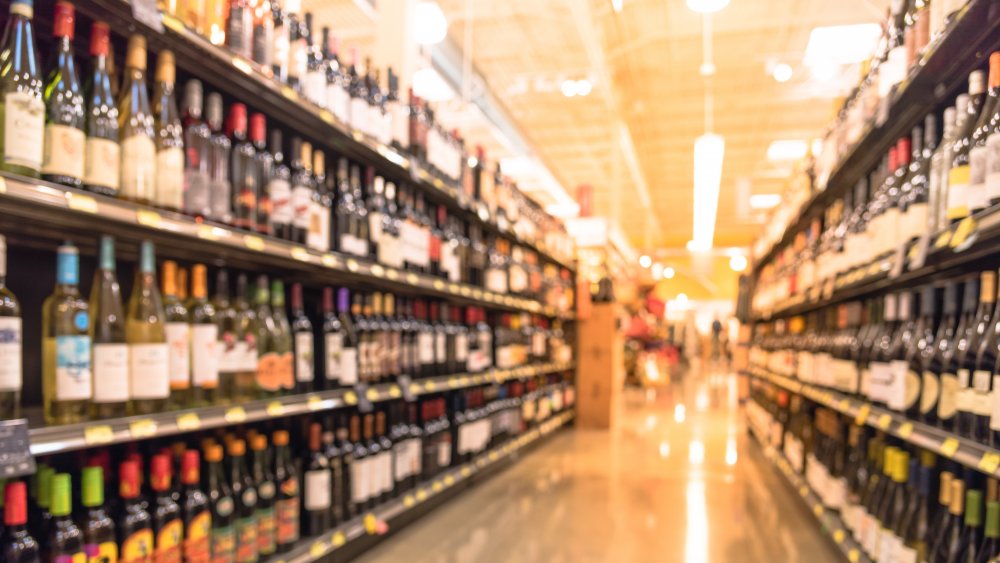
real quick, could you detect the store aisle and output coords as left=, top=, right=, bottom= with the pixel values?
left=355, top=368, right=842, bottom=563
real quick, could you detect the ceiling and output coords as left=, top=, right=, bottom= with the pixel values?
left=304, top=0, right=881, bottom=252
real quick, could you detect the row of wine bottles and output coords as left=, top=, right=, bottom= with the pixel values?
left=754, top=49, right=1000, bottom=312
left=0, top=235, right=572, bottom=424
left=0, top=381, right=572, bottom=562
left=0, top=0, right=575, bottom=267
left=748, top=266, right=1000, bottom=445
left=750, top=383, right=1000, bottom=563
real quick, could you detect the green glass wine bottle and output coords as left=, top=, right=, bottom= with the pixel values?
left=162, top=260, right=191, bottom=409
left=118, top=34, right=156, bottom=204
left=127, top=240, right=169, bottom=415
left=89, top=235, right=128, bottom=419
left=42, top=242, right=91, bottom=424
left=0, top=235, right=22, bottom=420
left=0, top=0, right=44, bottom=177
left=41, top=0, right=85, bottom=188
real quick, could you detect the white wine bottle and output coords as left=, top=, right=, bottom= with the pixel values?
left=162, top=260, right=190, bottom=409
left=42, top=242, right=91, bottom=424
left=0, top=235, right=22, bottom=420
left=89, top=235, right=128, bottom=419
left=118, top=35, right=156, bottom=204
left=188, top=264, right=218, bottom=406
left=0, top=0, right=44, bottom=177
left=152, top=50, right=183, bottom=211
left=127, top=240, right=169, bottom=414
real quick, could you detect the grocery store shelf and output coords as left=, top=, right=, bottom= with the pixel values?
left=278, top=410, right=575, bottom=563
left=0, top=173, right=573, bottom=320
left=28, top=362, right=575, bottom=456
left=66, top=0, right=575, bottom=274
left=748, top=417, right=870, bottom=563
left=747, top=366, right=1000, bottom=478
left=751, top=200, right=1000, bottom=321
left=751, top=0, right=1000, bottom=276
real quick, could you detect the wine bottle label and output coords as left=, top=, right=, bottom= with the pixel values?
left=394, top=444, right=408, bottom=481
left=294, top=332, right=314, bottom=382
left=279, top=351, right=294, bottom=390
left=3, top=91, right=44, bottom=170
left=164, top=322, right=191, bottom=390
left=895, top=545, right=918, bottom=563
left=938, top=372, right=958, bottom=419
left=368, top=211, right=383, bottom=244
left=391, top=102, right=408, bottom=146
left=351, top=457, right=369, bottom=503
left=184, top=510, right=211, bottom=562
left=434, top=333, right=446, bottom=364
left=93, top=342, right=129, bottom=402
left=990, top=376, right=1000, bottom=431
left=130, top=342, right=169, bottom=399
left=486, top=268, right=508, bottom=293
left=120, top=134, right=157, bottom=201
left=340, top=347, right=358, bottom=384
left=156, top=147, right=185, bottom=210
left=54, top=334, right=92, bottom=400
left=437, top=440, right=451, bottom=468
left=0, top=317, right=21, bottom=391
left=85, top=137, right=121, bottom=192
left=969, top=144, right=990, bottom=209
left=121, top=528, right=154, bottom=562
left=257, top=504, right=276, bottom=555
left=209, top=179, right=232, bottom=223
left=324, top=333, right=343, bottom=381
left=272, top=24, right=289, bottom=76
left=191, top=324, right=219, bottom=388
left=276, top=492, right=300, bottom=545
left=239, top=337, right=256, bottom=372
left=307, top=200, right=330, bottom=251
left=349, top=98, right=368, bottom=135
left=946, top=165, right=971, bottom=220
left=268, top=177, right=292, bottom=226
left=455, top=333, right=469, bottom=363
left=974, top=369, right=991, bottom=392
left=236, top=515, right=258, bottom=562
left=877, top=527, right=897, bottom=563
left=291, top=184, right=312, bottom=230
left=919, top=370, right=939, bottom=414
left=290, top=39, right=307, bottom=80
left=305, top=70, right=326, bottom=107
left=83, top=541, right=117, bottom=562
left=256, top=351, right=281, bottom=391
left=218, top=331, right=240, bottom=374
left=155, top=518, right=183, bottom=562
left=253, top=22, right=274, bottom=69
left=418, top=333, right=434, bottom=364
left=986, top=134, right=1000, bottom=201
left=211, top=525, right=235, bottom=562
left=43, top=123, right=85, bottom=179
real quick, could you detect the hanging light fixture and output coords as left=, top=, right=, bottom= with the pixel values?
left=690, top=9, right=724, bottom=252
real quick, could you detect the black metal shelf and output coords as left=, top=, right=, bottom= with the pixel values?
left=752, top=0, right=1000, bottom=277
left=0, top=173, right=574, bottom=320
left=275, top=410, right=575, bottom=563
left=747, top=367, right=1000, bottom=478
left=747, top=413, right=870, bottom=563
left=28, top=362, right=575, bottom=456
left=64, top=0, right=575, bottom=274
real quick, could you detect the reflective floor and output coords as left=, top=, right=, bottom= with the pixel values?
left=355, top=366, right=842, bottom=563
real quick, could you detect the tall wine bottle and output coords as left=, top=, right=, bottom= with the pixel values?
left=957, top=489, right=984, bottom=563
left=80, top=466, right=116, bottom=563
left=0, top=236, right=21, bottom=420
left=232, top=273, right=257, bottom=402
left=189, top=264, right=219, bottom=406
left=206, top=92, right=232, bottom=224
left=162, top=260, right=191, bottom=409
left=180, top=450, right=211, bottom=562
left=205, top=443, right=235, bottom=561
left=948, top=71, right=988, bottom=222
left=118, top=35, right=157, bottom=204
left=2, top=481, right=39, bottom=562
left=271, top=279, right=293, bottom=394
left=83, top=21, right=120, bottom=196
left=150, top=454, right=183, bottom=561
left=181, top=79, right=210, bottom=216
left=254, top=276, right=279, bottom=397
left=127, top=241, right=169, bottom=415
left=214, top=269, right=239, bottom=404
left=981, top=500, right=1000, bottom=563
left=152, top=50, right=184, bottom=212
left=42, top=0, right=85, bottom=188
left=229, top=103, right=257, bottom=231
left=291, top=283, right=313, bottom=393
left=0, top=0, right=44, bottom=177
left=930, top=478, right=966, bottom=562
left=42, top=242, right=91, bottom=424
left=272, top=430, right=299, bottom=552
left=48, top=473, right=84, bottom=561
left=89, top=235, right=128, bottom=419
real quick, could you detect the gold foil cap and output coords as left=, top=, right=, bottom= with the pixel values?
left=951, top=480, right=966, bottom=515
left=313, top=149, right=325, bottom=177
left=125, top=34, right=147, bottom=70
left=155, top=50, right=176, bottom=84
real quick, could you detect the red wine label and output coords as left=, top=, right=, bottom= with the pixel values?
left=184, top=510, right=211, bottom=563
left=85, top=541, right=119, bottom=563
left=155, top=518, right=183, bottom=562
left=256, top=352, right=281, bottom=391
left=279, top=351, right=294, bottom=390
left=55, top=554, right=86, bottom=563
left=257, top=506, right=276, bottom=555
left=276, top=492, right=300, bottom=545
left=210, top=525, right=235, bottom=563
left=235, top=516, right=258, bottom=562
left=121, top=528, right=154, bottom=562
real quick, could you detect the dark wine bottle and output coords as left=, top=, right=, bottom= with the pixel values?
left=180, top=450, right=211, bottom=562
left=80, top=466, right=115, bottom=563
left=2, top=481, right=39, bottom=563
left=930, top=478, right=965, bottom=563
left=205, top=444, right=236, bottom=561
left=48, top=474, right=84, bottom=562
left=150, top=454, right=183, bottom=561
left=273, top=430, right=300, bottom=552
left=228, top=439, right=259, bottom=562
left=250, top=434, right=276, bottom=557
left=291, top=283, right=314, bottom=393
left=117, top=460, right=153, bottom=562
left=302, top=422, right=331, bottom=536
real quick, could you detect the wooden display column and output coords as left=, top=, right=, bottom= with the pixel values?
left=576, top=303, right=623, bottom=429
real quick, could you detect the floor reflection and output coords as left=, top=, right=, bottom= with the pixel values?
left=353, top=367, right=842, bottom=563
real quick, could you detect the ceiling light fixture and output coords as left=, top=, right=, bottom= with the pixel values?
left=412, top=67, right=455, bottom=102
left=767, top=139, right=808, bottom=161
left=729, top=254, right=748, bottom=272
left=686, top=0, right=729, bottom=13
left=749, top=193, right=782, bottom=209
left=639, top=255, right=652, bottom=268
left=611, top=0, right=623, bottom=13
left=576, top=79, right=593, bottom=96
left=772, top=63, right=793, bottom=83
left=560, top=80, right=579, bottom=97
left=690, top=7, right=724, bottom=252
left=414, top=1, right=449, bottom=45
left=804, top=24, right=882, bottom=66
left=664, top=267, right=676, bottom=279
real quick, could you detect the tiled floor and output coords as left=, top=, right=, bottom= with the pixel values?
left=354, top=367, right=842, bottom=563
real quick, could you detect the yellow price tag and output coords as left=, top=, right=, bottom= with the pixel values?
left=488, top=451, right=499, bottom=461
left=366, top=388, right=379, bottom=401
left=848, top=549, right=860, bottom=563
left=135, top=209, right=163, bottom=228
left=322, top=254, right=339, bottom=268
left=386, top=269, right=399, bottom=280
left=346, top=259, right=359, bottom=272
left=449, top=283, right=460, bottom=294
left=409, top=383, right=421, bottom=396
left=243, top=235, right=265, bottom=251
left=416, top=489, right=428, bottom=501
left=319, top=110, right=334, bottom=124
left=280, top=85, right=298, bottom=100
left=84, top=425, right=114, bottom=445
left=308, top=395, right=324, bottom=411
left=978, top=452, right=1000, bottom=474
left=407, top=273, right=419, bottom=285
left=458, top=376, right=470, bottom=387
left=363, top=513, right=378, bottom=535
left=877, top=414, right=892, bottom=430
left=197, top=225, right=221, bottom=240
left=461, top=467, right=471, bottom=477
left=433, top=280, right=445, bottom=290
left=950, top=216, right=977, bottom=248
left=813, top=504, right=823, bottom=517
left=898, top=422, right=914, bottom=438
left=176, top=413, right=201, bottom=431
left=799, top=486, right=809, bottom=497
left=129, top=419, right=157, bottom=439
left=67, top=192, right=98, bottom=213
left=370, top=265, right=385, bottom=278
left=266, top=402, right=285, bottom=416
left=225, top=407, right=247, bottom=423
left=833, top=529, right=845, bottom=544
left=854, top=404, right=870, bottom=426
left=432, top=481, right=443, bottom=492
left=443, top=475, right=455, bottom=487
left=403, top=495, right=415, bottom=507
left=331, top=531, right=346, bottom=547
left=935, top=230, right=952, bottom=248
left=343, top=391, right=358, bottom=405
left=352, top=131, right=364, bottom=142
left=162, top=13, right=184, bottom=32
left=290, top=247, right=311, bottom=262
left=231, top=56, right=253, bottom=74
left=425, top=381, right=437, bottom=392
left=940, top=437, right=960, bottom=457
left=476, top=458, right=487, bottom=468
left=309, top=541, right=327, bottom=558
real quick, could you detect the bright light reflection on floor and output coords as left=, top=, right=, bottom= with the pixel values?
left=696, top=388, right=709, bottom=411
left=645, top=414, right=657, bottom=430
left=726, top=437, right=738, bottom=466
left=675, top=403, right=686, bottom=423
left=685, top=480, right=709, bottom=563
left=689, top=439, right=704, bottom=465
left=659, top=442, right=671, bottom=458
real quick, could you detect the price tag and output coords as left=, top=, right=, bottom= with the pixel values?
left=458, top=376, right=470, bottom=387
left=243, top=235, right=265, bottom=251
left=131, top=0, right=165, bottom=33
left=176, top=413, right=201, bottom=431
left=231, top=56, right=253, bottom=75
left=135, top=209, right=163, bottom=228
left=950, top=216, right=977, bottom=249
left=854, top=404, right=870, bottom=426
left=331, top=531, right=346, bottom=547
left=266, top=402, right=285, bottom=416
left=934, top=230, right=952, bottom=249
left=352, top=131, right=364, bottom=142
left=432, top=481, right=443, bottom=492
left=346, top=259, right=359, bottom=272
left=443, top=475, right=455, bottom=486
left=813, top=504, right=823, bottom=517
left=848, top=549, right=860, bottom=563
left=370, top=265, right=385, bottom=278
left=403, top=495, right=415, bottom=507
left=84, top=425, right=114, bottom=445
left=425, top=380, right=437, bottom=392
left=940, top=437, right=960, bottom=457
left=280, top=85, right=298, bottom=101
left=449, top=377, right=459, bottom=389
left=833, top=529, right=846, bottom=544
left=488, top=451, right=499, bottom=461
left=389, top=385, right=402, bottom=398
left=363, top=513, right=378, bottom=535
left=366, top=388, right=380, bottom=402
left=978, top=452, right=1000, bottom=474
left=461, top=466, right=471, bottom=477
left=322, top=254, right=339, bottom=268
left=343, top=391, right=358, bottom=405
left=433, top=280, right=445, bottom=290
left=898, top=422, right=913, bottom=438
left=308, top=395, right=324, bottom=411
left=319, top=110, right=335, bottom=124
left=0, top=420, right=34, bottom=478
left=309, top=541, right=327, bottom=558
left=225, top=407, right=247, bottom=423
left=386, top=269, right=399, bottom=280
left=909, top=232, right=931, bottom=270
left=290, top=247, right=311, bottom=262
left=877, top=414, right=892, bottom=430
left=449, top=283, right=460, bottom=294
left=407, top=273, right=419, bottom=285
left=129, top=419, right=158, bottom=439
left=416, top=489, right=428, bottom=501
left=67, top=192, right=98, bottom=213
left=889, top=243, right=906, bottom=279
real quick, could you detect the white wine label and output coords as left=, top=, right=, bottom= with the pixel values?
left=292, top=185, right=312, bottom=230
left=0, top=317, right=21, bottom=391
left=155, top=147, right=185, bottom=210
left=191, top=324, right=219, bottom=387
left=974, top=389, right=993, bottom=417
left=54, top=335, right=92, bottom=400
left=947, top=165, right=971, bottom=219
left=324, top=333, right=343, bottom=382
left=304, top=469, right=331, bottom=510
left=368, top=211, right=383, bottom=245
left=93, top=343, right=129, bottom=402
left=295, top=332, right=314, bottom=382
left=236, top=341, right=255, bottom=372
left=437, top=440, right=451, bottom=468
left=435, top=333, right=446, bottom=364
left=350, top=98, right=369, bottom=135
left=307, top=200, right=331, bottom=252
left=455, top=334, right=469, bottom=363
left=969, top=145, right=989, bottom=211
left=85, top=137, right=121, bottom=191
left=986, top=134, right=1000, bottom=201
left=974, top=369, right=992, bottom=392
left=3, top=91, right=44, bottom=170
left=990, top=376, right=1000, bottom=431
left=42, top=123, right=85, bottom=180
left=394, top=443, right=408, bottom=481
left=120, top=134, right=157, bottom=201
left=209, top=178, right=232, bottom=223
left=418, top=333, right=434, bottom=364
left=304, top=70, right=326, bottom=107
left=877, top=528, right=898, bottom=563
left=920, top=370, right=939, bottom=414
left=938, top=372, right=958, bottom=420
left=269, top=178, right=292, bottom=225
left=164, top=322, right=190, bottom=389
left=130, top=342, right=169, bottom=399
left=351, top=457, right=370, bottom=503
left=217, top=332, right=240, bottom=373
left=340, top=348, right=358, bottom=385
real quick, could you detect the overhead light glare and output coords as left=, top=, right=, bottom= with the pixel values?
left=412, top=67, right=455, bottom=102
left=691, top=133, right=725, bottom=251
left=561, top=79, right=592, bottom=97
left=767, top=140, right=808, bottom=161
left=772, top=63, right=793, bottom=83
left=729, top=255, right=748, bottom=272
left=611, top=0, right=623, bottom=13
left=749, top=194, right=782, bottom=210
left=803, top=24, right=881, bottom=66
left=639, top=255, right=652, bottom=268
left=651, top=263, right=664, bottom=279
left=414, top=2, right=448, bottom=45
left=686, top=0, right=729, bottom=13
left=664, top=267, right=676, bottom=279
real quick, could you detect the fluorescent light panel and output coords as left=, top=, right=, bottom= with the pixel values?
left=767, top=139, right=808, bottom=161
left=691, top=133, right=725, bottom=251
left=803, top=24, right=881, bottom=66
left=749, top=193, right=782, bottom=209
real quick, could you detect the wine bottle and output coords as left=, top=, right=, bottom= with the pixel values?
left=970, top=53, right=1000, bottom=207
left=42, top=1, right=84, bottom=188
left=205, top=444, right=235, bottom=562
left=150, top=454, right=183, bottom=561
left=268, top=129, right=292, bottom=240
left=250, top=113, right=272, bottom=235
left=0, top=236, right=20, bottom=421
left=302, top=12, right=326, bottom=107
left=286, top=0, right=305, bottom=91
left=271, top=279, right=293, bottom=394
left=3, top=481, right=39, bottom=562
left=80, top=466, right=116, bottom=563
left=227, top=0, right=252, bottom=58
left=347, top=48, right=367, bottom=133
left=48, top=473, right=84, bottom=561
left=290, top=138, right=313, bottom=245
left=250, top=434, right=276, bottom=557
left=0, top=0, right=44, bottom=177
left=42, top=242, right=90, bottom=424
left=272, top=430, right=299, bottom=552
left=82, top=21, right=120, bottom=196
left=986, top=55, right=1000, bottom=206
left=228, top=439, right=258, bottom=562
left=366, top=170, right=384, bottom=261
left=375, top=411, right=393, bottom=504
left=118, top=35, right=157, bottom=204
left=271, top=0, right=289, bottom=82
left=957, top=489, right=985, bottom=563
left=252, top=0, right=273, bottom=70
left=214, top=268, right=239, bottom=404
left=229, top=103, right=257, bottom=231
left=182, top=79, right=211, bottom=217
left=117, top=460, right=153, bottom=562
left=931, top=478, right=966, bottom=562
left=980, top=500, right=1000, bottom=563
left=180, top=450, right=211, bottom=562
left=206, top=92, right=232, bottom=224
left=914, top=286, right=941, bottom=422
left=233, top=273, right=257, bottom=402
left=877, top=448, right=909, bottom=563
left=975, top=269, right=1000, bottom=444
left=89, top=235, right=128, bottom=419
left=162, top=260, right=191, bottom=409
left=254, top=276, right=280, bottom=397
left=319, top=287, right=341, bottom=390
left=290, top=283, right=314, bottom=393
left=302, top=422, right=331, bottom=535
left=948, top=71, right=988, bottom=222
left=363, top=413, right=383, bottom=507
left=324, top=31, right=349, bottom=124
left=127, top=241, right=169, bottom=415
left=349, top=414, right=369, bottom=514
left=939, top=277, right=973, bottom=429
left=307, top=148, right=331, bottom=251
left=152, top=50, right=184, bottom=211
left=189, top=264, right=219, bottom=406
